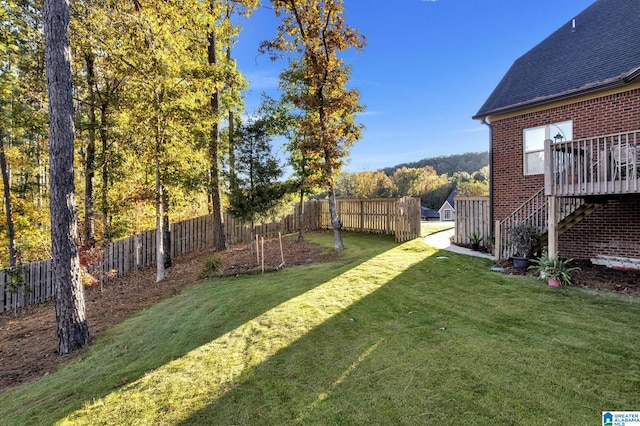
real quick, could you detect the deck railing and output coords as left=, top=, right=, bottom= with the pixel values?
left=495, top=189, right=547, bottom=260
left=545, top=130, right=640, bottom=196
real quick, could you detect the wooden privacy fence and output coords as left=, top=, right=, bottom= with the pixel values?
left=317, top=197, right=421, bottom=242
left=1, top=197, right=419, bottom=312
left=454, top=196, right=490, bottom=247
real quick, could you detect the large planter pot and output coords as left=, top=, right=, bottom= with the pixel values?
left=548, top=277, right=561, bottom=287
left=512, top=256, right=530, bottom=271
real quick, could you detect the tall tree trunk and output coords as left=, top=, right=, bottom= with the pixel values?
left=154, top=109, right=165, bottom=282
left=99, top=102, right=109, bottom=243
left=227, top=42, right=236, bottom=192
left=83, top=52, right=96, bottom=248
left=208, top=25, right=226, bottom=251
left=319, top=98, right=344, bottom=251
left=0, top=130, right=17, bottom=266
left=162, top=187, right=171, bottom=268
left=36, top=143, right=44, bottom=209
left=297, top=188, right=305, bottom=242
left=327, top=184, right=343, bottom=251
left=155, top=166, right=164, bottom=282
left=228, top=111, right=235, bottom=191
left=44, top=0, right=89, bottom=355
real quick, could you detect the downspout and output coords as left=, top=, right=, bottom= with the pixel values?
left=480, top=117, right=494, bottom=247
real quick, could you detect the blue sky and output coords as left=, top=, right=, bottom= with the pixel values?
left=233, top=0, right=595, bottom=172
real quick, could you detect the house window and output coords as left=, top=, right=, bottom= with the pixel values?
left=523, top=120, right=573, bottom=175
left=443, top=209, right=452, bottom=220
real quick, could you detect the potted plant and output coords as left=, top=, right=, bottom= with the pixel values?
left=508, top=222, right=540, bottom=270
left=529, top=250, right=581, bottom=286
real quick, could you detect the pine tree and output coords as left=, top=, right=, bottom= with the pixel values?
left=44, top=0, right=90, bottom=355
left=227, top=118, right=288, bottom=231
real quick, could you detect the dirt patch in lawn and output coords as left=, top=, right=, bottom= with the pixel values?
left=0, top=235, right=331, bottom=391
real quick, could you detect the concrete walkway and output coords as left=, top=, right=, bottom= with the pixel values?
left=423, top=228, right=495, bottom=261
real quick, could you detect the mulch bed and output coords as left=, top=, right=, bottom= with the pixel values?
left=495, top=259, right=640, bottom=295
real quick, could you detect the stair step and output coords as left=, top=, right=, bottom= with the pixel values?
left=557, top=203, right=602, bottom=233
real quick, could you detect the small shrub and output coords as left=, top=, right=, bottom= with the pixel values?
left=508, top=222, right=540, bottom=258
left=529, top=250, right=581, bottom=286
left=5, top=266, right=27, bottom=294
left=79, top=247, right=116, bottom=290
left=469, top=232, right=483, bottom=250
left=199, top=256, right=224, bottom=280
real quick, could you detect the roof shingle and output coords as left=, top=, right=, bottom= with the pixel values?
left=474, top=0, right=640, bottom=119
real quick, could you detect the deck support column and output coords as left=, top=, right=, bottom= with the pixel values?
left=547, top=196, right=558, bottom=258
left=494, top=220, right=502, bottom=260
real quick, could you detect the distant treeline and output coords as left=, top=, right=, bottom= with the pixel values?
left=382, top=152, right=489, bottom=177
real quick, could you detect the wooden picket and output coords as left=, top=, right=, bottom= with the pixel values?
left=1, top=198, right=419, bottom=312
left=394, top=197, right=422, bottom=242
left=317, top=198, right=419, bottom=241
left=454, top=196, right=490, bottom=247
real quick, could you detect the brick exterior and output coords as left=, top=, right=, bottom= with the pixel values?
left=559, top=196, right=640, bottom=260
left=491, top=87, right=640, bottom=260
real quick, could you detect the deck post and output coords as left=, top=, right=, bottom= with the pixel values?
left=544, top=139, right=553, bottom=196
left=494, top=219, right=502, bottom=260
left=547, top=196, right=558, bottom=258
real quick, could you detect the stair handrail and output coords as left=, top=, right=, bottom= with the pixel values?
left=496, top=188, right=583, bottom=260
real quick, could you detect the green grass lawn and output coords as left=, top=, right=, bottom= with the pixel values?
left=420, top=220, right=454, bottom=237
left=1, top=230, right=639, bottom=425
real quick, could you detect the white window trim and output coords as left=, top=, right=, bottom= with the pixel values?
left=523, top=120, right=573, bottom=175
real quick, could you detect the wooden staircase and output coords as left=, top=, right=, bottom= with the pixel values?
left=496, top=188, right=603, bottom=260
left=538, top=201, right=603, bottom=248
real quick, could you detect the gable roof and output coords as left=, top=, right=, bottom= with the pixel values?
left=440, top=188, right=458, bottom=212
left=474, top=0, right=640, bottom=119
left=446, top=188, right=457, bottom=208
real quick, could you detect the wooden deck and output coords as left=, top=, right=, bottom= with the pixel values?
left=544, top=130, right=640, bottom=197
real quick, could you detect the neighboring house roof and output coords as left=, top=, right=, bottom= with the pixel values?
left=438, top=189, right=458, bottom=215
left=474, top=0, right=640, bottom=119
left=445, top=188, right=457, bottom=208
left=420, top=206, right=439, bottom=220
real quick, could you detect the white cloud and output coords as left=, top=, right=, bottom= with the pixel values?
left=357, top=110, right=383, bottom=117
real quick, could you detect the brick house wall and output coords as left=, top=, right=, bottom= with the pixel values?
left=559, top=196, right=640, bottom=259
left=491, top=86, right=640, bottom=260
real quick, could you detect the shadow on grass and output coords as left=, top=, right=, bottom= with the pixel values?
left=11, top=233, right=640, bottom=425
left=174, top=248, right=495, bottom=425
left=62, top=240, right=485, bottom=424
left=0, top=232, right=400, bottom=425
left=175, top=248, right=640, bottom=425
left=55, top=237, right=437, bottom=424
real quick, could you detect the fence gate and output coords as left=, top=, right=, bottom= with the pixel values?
left=395, top=196, right=421, bottom=242
left=454, top=196, right=490, bottom=246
